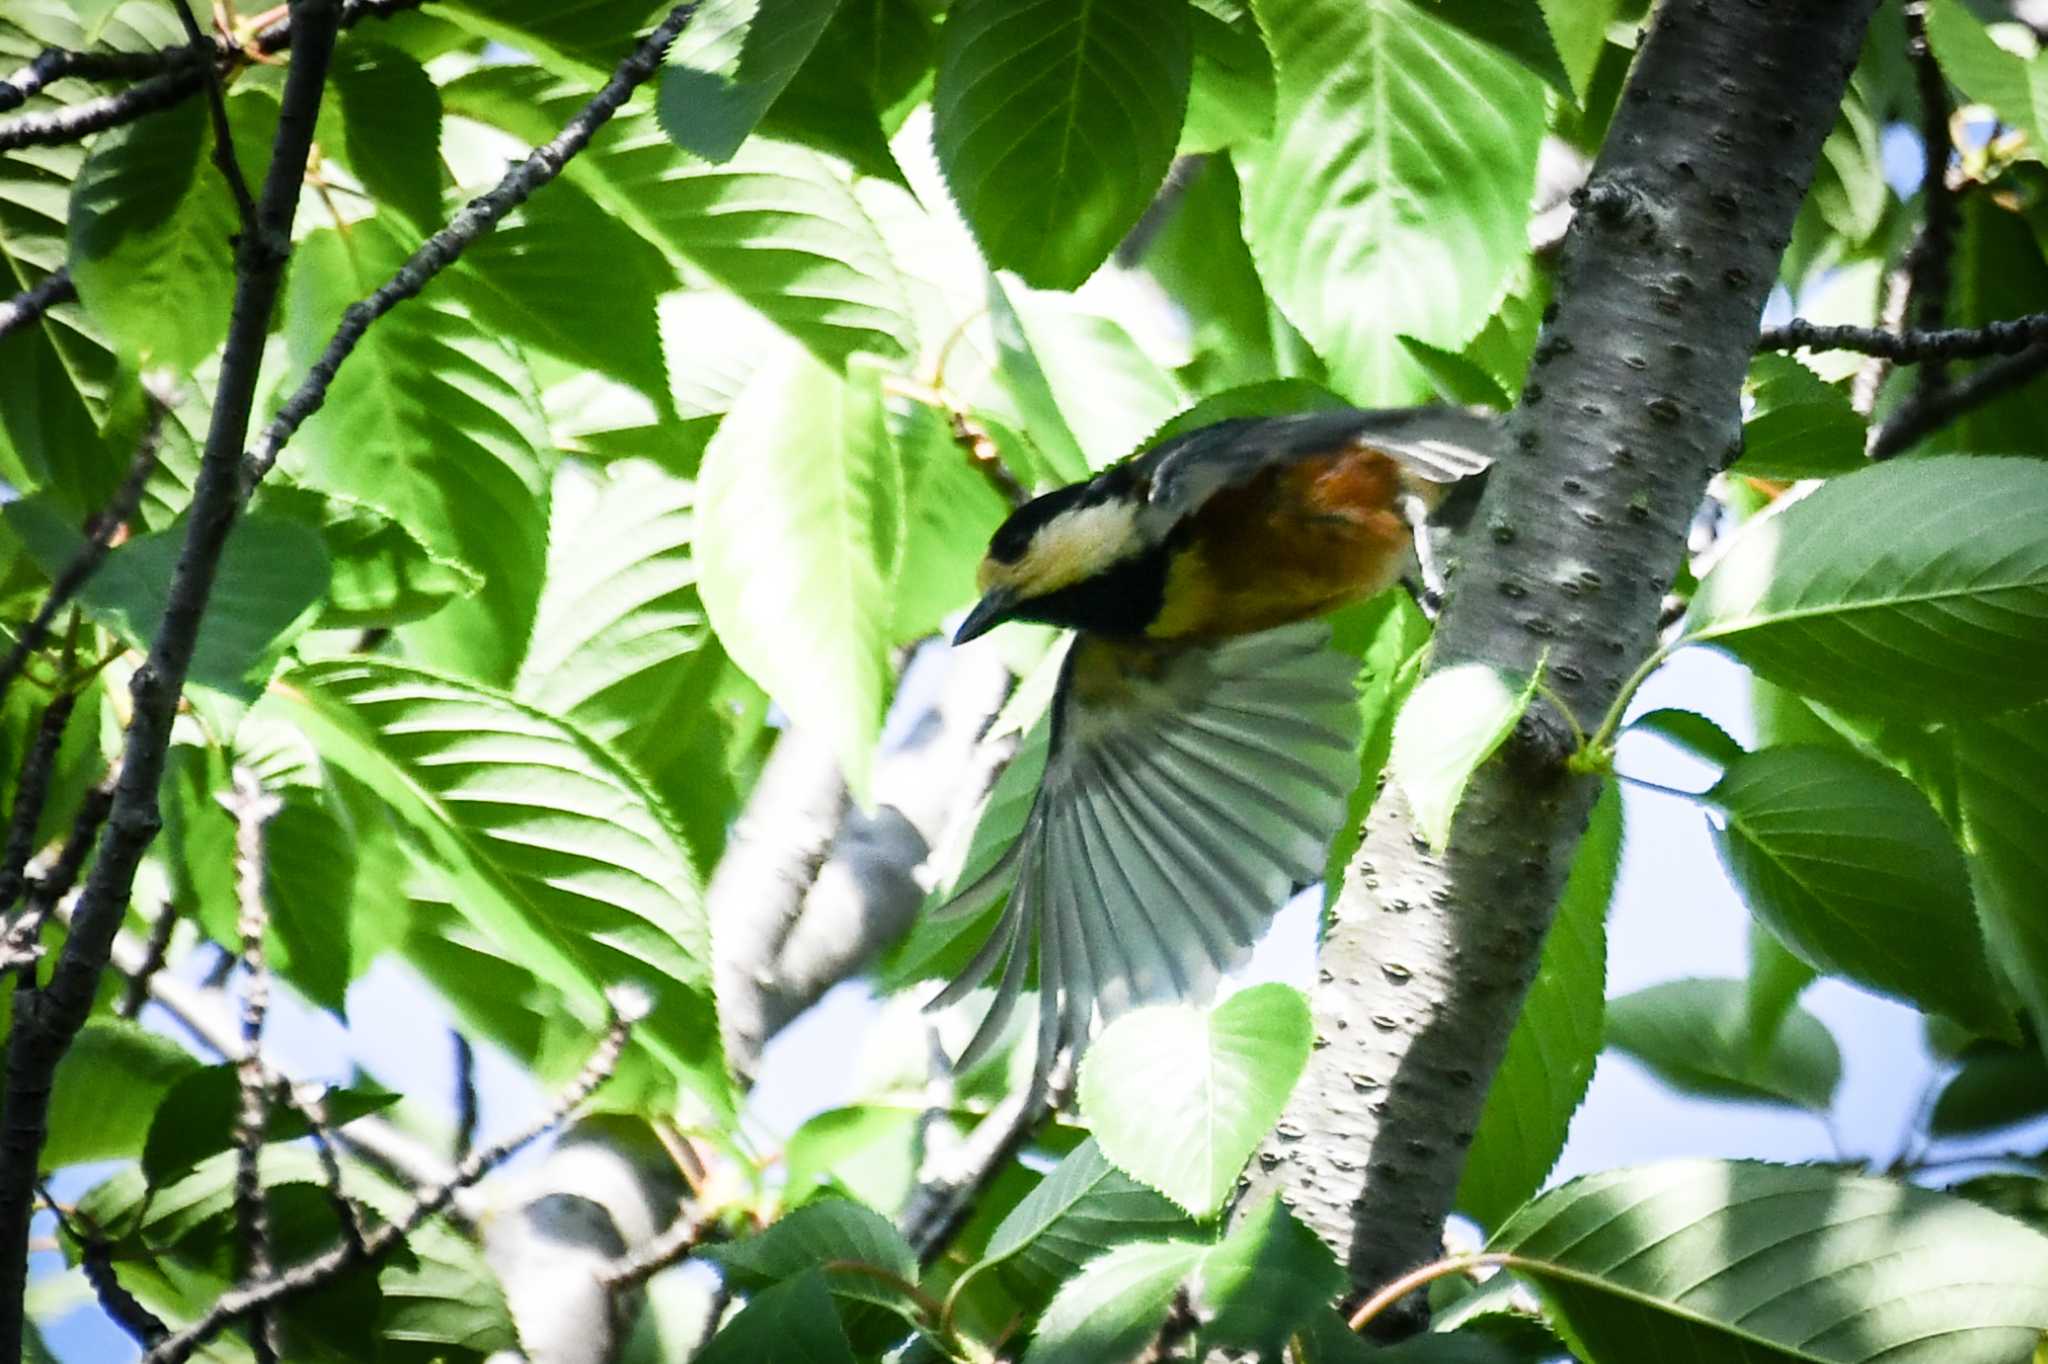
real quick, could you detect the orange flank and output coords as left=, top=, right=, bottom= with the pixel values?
left=1147, top=444, right=1413, bottom=640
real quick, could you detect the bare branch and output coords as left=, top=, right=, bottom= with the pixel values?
left=0, top=64, right=205, bottom=152
left=0, top=694, right=78, bottom=919
left=1902, top=0, right=1958, bottom=395
left=1756, top=313, right=2048, bottom=363
left=226, top=768, right=283, bottom=1364
left=902, top=1088, right=1047, bottom=1268
left=118, top=900, right=180, bottom=1019
left=0, top=403, right=165, bottom=710
left=0, top=268, right=77, bottom=342
left=245, top=0, right=704, bottom=486
left=1869, top=342, right=2048, bottom=458
left=452, top=1031, right=478, bottom=1161
left=40, top=1186, right=166, bottom=1347
left=1, top=771, right=116, bottom=976
left=598, top=1207, right=722, bottom=1297
left=173, top=0, right=260, bottom=233
left=0, top=5, right=343, bottom=1354
left=140, top=995, right=642, bottom=1364
left=0, top=45, right=198, bottom=113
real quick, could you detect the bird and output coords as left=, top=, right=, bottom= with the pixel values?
left=927, top=405, right=1500, bottom=1085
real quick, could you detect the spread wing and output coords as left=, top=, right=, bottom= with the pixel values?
left=927, top=621, right=1363, bottom=1077
left=1138, top=407, right=1501, bottom=533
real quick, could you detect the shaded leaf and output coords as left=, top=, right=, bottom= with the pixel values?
left=1733, top=356, right=1867, bottom=482
left=695, top=1269, right=857, bottom=1364
left=1607, top=977, right=1841, bottom=1111
left=142, top=1068, right=399, bottom=1183
left=1955, top=706, right=2048, bottom=1061
left=657, top=0, right=841, bottom=162
left=1079, top=983, right=1313, bottom=1217
left=1493, top=1160, right=2048, bottom=1364
left=1627, top=707, right=1744, bottom=771
left=933, top=0, right=1191, bottom=288
left=41, top=1020, right=198, bottom=1168
left=1196, top=1197, right=1343, bottom=1358
left=1930, top=1047, right=2048, bottom=1137
left=328, top=41, right=443, bottom=231
left=1745, top=920, right=1818, bottom=1062
left=1708, top=744, right=2007, bottom=1037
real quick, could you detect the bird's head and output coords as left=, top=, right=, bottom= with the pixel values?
left=953, top=481, right=1150, bottom=644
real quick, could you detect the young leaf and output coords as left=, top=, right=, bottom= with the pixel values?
left=656, top=0, right=840, bottom=162
left=1493, top=1160, right=2048, bottom=1363
left=1706, top=744, right=2009, bottom=1038
left=1684, top=457, right=2048, bottom=717
left=273, top=659, right=728, bottom=1115
left=1195, top=1197, right=1344, bottom=1358
left=1023, top=1240, right=1206, bottom=1364
left=1390, top=662, right=1541, bottom=853
left=1954, top=707, right=2048, bottom=1061
left=1241, top=0, right=1544, bottom=403
left=1457, top=781, right=1619, bottom=1229
left=1732, top=356, right=1867, bottom=482
left=1626, top=708, right=1745, bottom=771
left=1079, top=983, right=1313, bottom=1218
left=933, top=0, right=1192, bottom=289
left=782, top=1105, right=923, bottom=1211
left=1606, top=978, right=1841, bottom=1111
left=1398, top=336, right=1515, bottom=411
left=965, top=1137, right=1190, bottom=1311
left=694, top=342, right=900, bottom=798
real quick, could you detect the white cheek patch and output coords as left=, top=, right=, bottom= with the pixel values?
left=998, top=499, right=1143, bottom=597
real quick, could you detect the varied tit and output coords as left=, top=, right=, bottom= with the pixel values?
left=930, top=406, right=1501, bottom=1084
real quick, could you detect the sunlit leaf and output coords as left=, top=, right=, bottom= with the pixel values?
left=656, top=0, right=839, bottom=162
left=1391, top=662, right=1541, bottom=853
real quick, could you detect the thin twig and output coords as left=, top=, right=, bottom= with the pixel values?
left=0, top=694, right=78, bottom=918
left=0, top=6, right=343, bottom=1357
left=0, top=405, right=166, bottom=709
left=244, top=0, right=704, bottom=486
left=598, top=1207, right=720, bottom=1296
left=0, top=44, right=199, bottom=113
left=903, top=1089, right=1046, bottom=1269
left=173, top=0, right=260, bottom=233
left=118, top=900, right=181, bottom=1019
left=1902, top=0, right=1957, bottom=396
left=1756, top=313, right=2048, bottom=362
left=140, top=993, right=644, bottom=1364
left=0, top=268, right=78, bottom=343
left=1, top=772, right=117, bottom=975
left=39, top=1185, right=167, bottom=1347
left=294, top=1087, right=367, bottom=1255
left=1868, top=342, right=2048, bottom=458
left=451, top=1031, right=478, bottom=1161
left=226, top=768, right=283, bottom=1364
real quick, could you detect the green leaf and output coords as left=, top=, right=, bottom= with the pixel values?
left=1457, top=781, right=1618, bottom=1228
left=695, top=343, right=899, bottom=797
left=1391, top=662, right=1541, bottom=853
left=255, top=484, right=478, bottom=630
left=1930, top=1047, right=2048, bottom=1137
left=1607, top=978, right=1841, bottom=1111
left=695, top=1269, right=857, bottom=1364
left=1537, top=0, right=1620, bottom=101
left=1924, top=0, right=2046, bottom=150
left=438, top=0, right=672, bottom=80
left=280, top=222, right=551, bottom=687
left=886, top=380, right=1012, bottom=643
left=40, top=1020, right=198, bottom=1168
left=516, top=459, right=759, bottom=871
left=1023, top=1239, right=1206, bottom=1364
left=1685, top=457, right=2048, bottom=717
left=1492, top=1160, right=2048, bottom=1363
left=1744, top=920, right=1818, bottom=1061
left=782, top=1105, right=922, bottom=1212
left=989, top=276, right=1187, bottom=479
left=272, top=658, right=728, bottom=1115
left=1398, top=335, right=1514, bottom=410
left=1627, top=707, right=1745, bottom=771
left=1426, top=0, right=1573, bottom=96
left=1325, top=591, right=1434, bottom=894
left=67, top=98, right=236, bottom=367
left=452, top=176, right=676, bottom=412
left=1955, top=707, right=2048, bottom=1061
left=1950, top=1174, right=2048, bottom=1234
left=380, top=1207, right=519, bottom=1359
left=1733, top=356, right=1867, bottom=481
left=142, top=1068, right=399, bottom=1183
left=1708, top=744, right=2008, bottom=1037
left=1196, top=1197, right=1344, bottom=1358
left=5, top=501, right=330, bottom=702
left=1133, top=157, right=1283, bottom=391
left=933, top=0, right=1191, bottom=289
left=708, top=1200, right=921, bottom=1349
left=1079, top=983, right=1313, bottom=1217
left=656, top=0, right=840, bottom=162
left=1183, top=4, right=1275, bottom=153
left=1241, top=0, right=1544, bottom=402
left=328, top=41, right=443, bottom=232
left=965, top=1137, right=1191, bottom=1312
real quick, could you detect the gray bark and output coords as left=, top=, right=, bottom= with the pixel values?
left=1241, top=0, right=1883, bottom=1317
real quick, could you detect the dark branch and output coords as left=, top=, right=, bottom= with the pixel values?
left=0, top=44, right=198, bottom=113
left=451, top=1031, right=478, bottom=1161
left=1868, top=342, right=2048, bottom=458
left=0, top=6, right=343, bottom=1357
left=1902, top=0, right=1957, bottom=394
left=1, top=773, right=116, bottom=976
left=902, top=1089, right=1046, bottom=1268
left=598, top=1208, right=722, bottom=1296
left=118, top=899, right=180, bottom=1019
left=0, top=268, right=78, bottom=342
left=140, top=994, right=641, bottom=1364
left=0, top=694, right=77, bottom=919
left=1756, top=313, right=2048, bottom=362
left=0, top=407, right=164, bottom=710
left=245, top=0, right=703, bottom=485
left=42, top=1188, right=167, bottom=1347
left=0, top=63, right=204, bottom=152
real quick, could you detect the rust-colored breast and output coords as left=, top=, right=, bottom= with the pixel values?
left=1146, top=445, right=1412, bottom=640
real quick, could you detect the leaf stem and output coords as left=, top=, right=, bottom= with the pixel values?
left=1347, top=1252, right=1521, bottom=1332
left=1580, top=641, right=1678, bottom=764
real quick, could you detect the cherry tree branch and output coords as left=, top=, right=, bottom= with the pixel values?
left=1757, top=313, right=2048, bottom=362
left=0, top=268, right=77, bottom=342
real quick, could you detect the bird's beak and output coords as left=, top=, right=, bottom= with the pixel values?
left=953, top=587, right=1020, bottom=645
